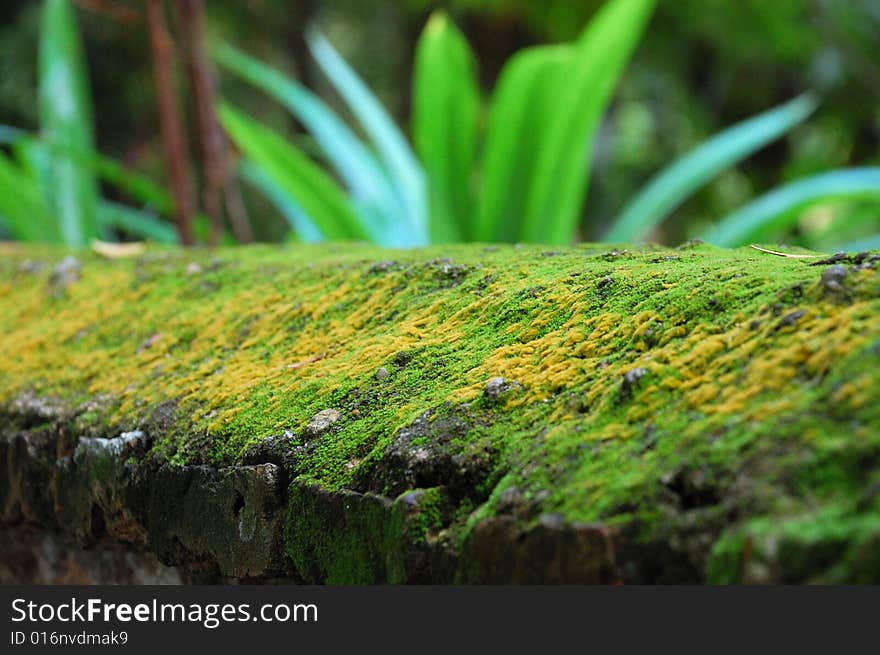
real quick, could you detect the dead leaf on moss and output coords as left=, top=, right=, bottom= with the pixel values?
left=92, top=239, right=146, bottom=259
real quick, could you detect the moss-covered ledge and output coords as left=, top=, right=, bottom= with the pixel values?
left=1, top=241, right=878, bottom=583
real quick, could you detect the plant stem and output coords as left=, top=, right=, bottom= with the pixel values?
left=145, top=0, right=195, bottom=246
left=177, top=0, right=254, bottom=244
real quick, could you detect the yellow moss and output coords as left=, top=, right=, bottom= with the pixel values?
left=832, top=376, right=871, bottom=409
left=1, top=243, right=877, bottom=472
left=599, top=423, right=634, bottom=440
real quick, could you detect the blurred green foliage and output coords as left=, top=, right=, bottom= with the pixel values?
left=0, top=0, right=878, bottom=248
left=219, top=0, right=657, bottom=245
left=0, top=0, right=176, bottom=245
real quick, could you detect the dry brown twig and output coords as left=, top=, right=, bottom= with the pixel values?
left=749, top=244, right=823, bottom=259
left=74, top=0, right=141, bottom=24
left=145, top=0, right=196, bottom=246
left=176, top=0, right=251, bottom=245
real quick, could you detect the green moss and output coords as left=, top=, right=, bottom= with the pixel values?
left=1, top=242, right=879, bottom=581
left=285, top=483, right=405, bottom=583
left=708, top=507, right=880, bottom=583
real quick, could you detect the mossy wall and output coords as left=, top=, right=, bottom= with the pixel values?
left=1, top=241, right=878, bottom=583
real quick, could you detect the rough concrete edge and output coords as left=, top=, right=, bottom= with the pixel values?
left=1, top=391, right=653, bottom=583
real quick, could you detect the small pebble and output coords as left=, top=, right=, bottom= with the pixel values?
left=621, top=368, right=649, bottom=398
left=49, top=256, right=81, bottom=294
left=304, top=408, right=341, bottom=439
left=820, top=265, right=847, bottom=295
left=484, top=377, right=521, bottom=403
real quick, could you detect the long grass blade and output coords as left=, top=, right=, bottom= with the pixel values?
left=39, top=0, right=100, bottom=245
left=606, top=93, right=818, bottom=242
left=0, top=152, right=58, bottom=242
left=6, top=125, right=172, bottom=213
left=88, top=151, right=172, bottom=213
left=701, top=168, right=880, bottom=246
left=306, top=28, right=428, bottom=244
left=413, top=11, right=480, bottom=242
left=238, top=160, right=323, bottom=243
left=212, top=41, right=408, bottom=241
left=97, top=201, right=179, bottom=243
left=219, top=104, right=367, bottom=241
left=476, top=44, right=573, bottom=242
left=519, top=0, right=656, bottom=244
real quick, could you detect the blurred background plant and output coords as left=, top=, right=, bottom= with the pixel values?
left=0, top=0, right=178, bottom=245
left=1, top=0, right=878, bottom=250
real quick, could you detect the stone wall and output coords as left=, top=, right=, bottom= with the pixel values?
left=1, top=242, right=878, bottom=583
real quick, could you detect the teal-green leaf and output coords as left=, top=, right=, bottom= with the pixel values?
left=9, top=131, right=171, bottom=214
left=238, top=160, right=323, bottom=243
left=218, top=104, right=368, bottom=241
left=307, top=28, right=428, bottom=244
left=838, top=233, right=880, bottom=252
left=97, top=201, right=179, bottom=244
left=606, top=93, right=818, bottom=242
left=701, top=168, right=880, bottom=247
left=212, top=41, right=409, bottom=244
left=0, top=152, right=58, bottom=242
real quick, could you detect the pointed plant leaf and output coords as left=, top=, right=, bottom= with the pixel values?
left=606, top=93, right=818, bottom=242
left=212, top=41, right=408, bottom=240
left=0, top=151, right=58, bottom=242
left=701, top=168, right=880, bottom=247
left=519, top=0, right=656, bottom=244
left=97, top=201, right=179, bottom=244
left=88, top=151, right=172, bottom=214
left=7, top=131, right=171, bottom=214
left=39, top=0, right=100, bottom=245
left=476, top=44, right=573, bottom=242
left=307, top=28, right=428, bottom=244
left=219, top=104, right=368, bottom=241
left=238, top=160, right=323, bottom=243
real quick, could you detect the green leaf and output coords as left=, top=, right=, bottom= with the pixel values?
left=3, top=125, right=171, bottom=214
left=11, top=136, right=52, bottom=190
left=798, top=199, right=880, bottom=251
left=519, top=0, right=656, bottom=244
left=88, top=151, right=172, bottom=214
left=238, top=160, right=323, bottom=243
left=413, top=11, right=480, bottom=243
left=97, top=201, right=179, bottom=243
left=0, top=151, right=58, bottom=242
left=47, top=139, right=170, bottom=213
left=218, top=104, right=368, bottom=241
left=476, top=44, right=573, bottom=242
left=212, top=41, right=408, bottom=243
left=307, top=28, right=428, bottom=244
left=701, top=168, right=880, bottom=246
left=606, top=93, right=818, bottom=242
left=39, top=0, right=100, bottom=246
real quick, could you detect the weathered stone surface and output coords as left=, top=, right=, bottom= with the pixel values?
left=0, top=527, right=182, bottom=585
left=1, top=242, right=879, bottom=583
left=304, top=408, right=342, bottom=440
